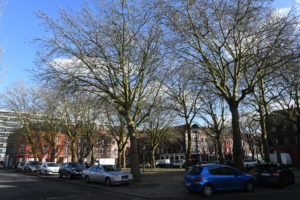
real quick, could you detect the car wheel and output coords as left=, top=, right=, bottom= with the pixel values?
left=245, top=181, right=254, bottom=192
left=59, top=172, right=63, bottom=178
left=202, top=184, right=214, bottom=197
left=39, top=170, right=42, bottom=175
left=105, top=178, right=112, bottom=186
left=67, top=173, right=72, bottom=180
left=85, top=176, right=90, bottom=183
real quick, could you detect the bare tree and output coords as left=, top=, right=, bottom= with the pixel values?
left=200, top=92, right=228, bottom=164
left=79, top=96, right=103, bottom=165
left=142, top=105, right=176, bottom=168
left=163, top=0, right=299, bottom=169
left=56, top=92, right=95, bottom=162
left=165, top=64, right=203, bottom=166
left=105, top=107, right=129, bottom=168
left=38, top=91, right=62, bottom=162
left=240, top=113, right=262, bottom=160
left=1, top=82, right=43, bottom=161
left=35, top=0, right=165, bottom=181
left=273, top=62, right=300, bottom=167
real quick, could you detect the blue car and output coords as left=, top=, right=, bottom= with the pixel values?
left=183, top=164, right=256, bottom=197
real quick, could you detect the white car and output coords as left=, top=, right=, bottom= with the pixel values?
left=40, top=162, right=60, bottom=175
left=83, top=165, right=133, bottom=186
left=243, top=159, right=257, bottom=167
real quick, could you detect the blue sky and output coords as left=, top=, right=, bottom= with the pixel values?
left=0, top=0, right=296, bottom=94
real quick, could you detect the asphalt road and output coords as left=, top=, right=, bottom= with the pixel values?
left=1, top=169, right=300, bottom=200
left=0, top=169, right=144, bottom=200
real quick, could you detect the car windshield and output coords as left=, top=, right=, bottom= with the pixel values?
left=103, top=165, right=121, bottom=171
left=20, top=163, right=25, bottom=166
left=47, top=163, right=59, bottom=167
left=70, top=163, right=81, bottom=167
left=187, top=166, right=202, bottom=175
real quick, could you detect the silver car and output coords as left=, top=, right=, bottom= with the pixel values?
left=83, top=165, right=133, bottom=186
left=40, top=162, right=60, bottom=175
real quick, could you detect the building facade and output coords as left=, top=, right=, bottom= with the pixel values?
left=268, top=110, right=300, bottom=165
left=0, top=110, right=21, bottom=165
left=156, top=124, right=233, bottom=164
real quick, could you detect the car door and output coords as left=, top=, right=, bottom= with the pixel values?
left=209, top=167, right=228, bottom=190
left=221, top=167, right=245, bottom=190
left=62, top=163, right=68, bottom=175
left=87, top=166, right=97, bottom=182
left=96, top=166, right=105, bottom=183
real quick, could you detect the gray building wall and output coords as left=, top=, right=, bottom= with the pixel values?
left=0, top=110, right=21, bottom=164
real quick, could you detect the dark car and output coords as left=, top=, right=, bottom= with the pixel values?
left=59, top=162, right=85, bottom=179
left=253, top=163, right=295, bottom=187
left=24, top=161, right=41, bottom=173
left=183, top=164, right=255, bottom=197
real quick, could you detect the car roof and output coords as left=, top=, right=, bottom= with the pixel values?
left=192, top=164, right=229, bottom=168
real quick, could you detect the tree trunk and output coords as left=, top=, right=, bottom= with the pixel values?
left=185, top=122, right=192, bottom=166
left=258, top=103, right=270, bottom=162
left=150, top=148, right=156, bottom=168
left=127, top=124, right=140, bottom=181
left=50, top=142, right=56, bottom=162
left=122, top=148, right=126, bottom=168
left=90, top=145, right=95, bottom=165
left=229, top=103, right=244, bottom=170
left=71, top=139, right=77, bottom=162
left=117, top=147, right=122, bottom=168
left=32, top=144, right=39, bottom=162
left=216, top=134, right=224, bottom=164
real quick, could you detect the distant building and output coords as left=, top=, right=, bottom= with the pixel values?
left=156, top=124, right=233, bottom=164
left=7, top=129, right=129, bottom=166
left=268, top=110, right=299, bottom=165
left=0, top=110, right=21, bottom=165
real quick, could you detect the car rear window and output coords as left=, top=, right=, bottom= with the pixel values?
left=187, top=166, right=202, bottom=175
left=70, top=163, right=82, bottom=167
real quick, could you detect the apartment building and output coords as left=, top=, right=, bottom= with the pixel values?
left=0, top=110, right=21, bottom=164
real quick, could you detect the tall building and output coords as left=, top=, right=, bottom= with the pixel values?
left=0, top=110, right=21, bottom=164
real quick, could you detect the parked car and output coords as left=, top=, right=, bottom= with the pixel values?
left=24, top=161, right=41, bottom=173
left=40, top=162, right=60, bottom=175
left=172, top=160, right=186, bottom=168
left=16, top=162, right=25, bottom=172
left=253, top=163, right=295, bottom=187
left=183, top=164, right=256, bottom=197
left=83, top=165, right=133, bottom=186
left=243, top=159, right=257, bottom=168
left=59, top=162, right=85, bottom=179
left=156, top=159, right=171, bottom=168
